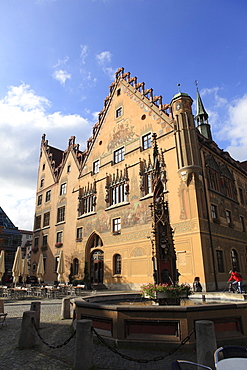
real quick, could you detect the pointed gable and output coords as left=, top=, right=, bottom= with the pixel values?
left=40, top=134, right=86, bottom=183
left=80, top=68, right=174, bottom=177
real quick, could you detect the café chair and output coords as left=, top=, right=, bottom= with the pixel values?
left=214, top=345, right=247, bottom=369
left=171, top=360, right=212, bottom=369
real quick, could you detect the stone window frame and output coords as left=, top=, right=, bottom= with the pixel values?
left=115, top=106, right=123, bottom=119
left=112, top=217, right=121, bottom=234
left=37, top=194, right=42, bottom=206
left=142, top=132, right=152, bottom=150
left=113, top=147, right=125, bottom=164
left=93, top=159, right=100, bottom=174
left=113, top=253, right=122, bottom=275
left=43, top=211, right=50, bottom=227
left=57, top=206, right=65, bottom=223
left=45, top=190, right=51, bottom=202
left=60, top=183, right=67, bottom=196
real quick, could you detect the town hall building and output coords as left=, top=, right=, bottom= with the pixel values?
left=31, top=68, right=247, bottom=291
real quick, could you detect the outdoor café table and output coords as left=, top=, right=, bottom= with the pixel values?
left=216, top=357, right=247, bottom=370
left=0, top=286, right=6, bottom=297
left=45, top=287, right=60, bottom=298
left=1, top=287, right=8, bottom=297
left=74, top=285, right=85, bottom=295
left=31, top=287, right=42, bottom=297
left=40, top=287, right=48, bottom=297
left=8, top=288, right=27, bottom=299
left=58, top=284, right=68, bottom=295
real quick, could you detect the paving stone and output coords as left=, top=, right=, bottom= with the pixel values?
left=0, top=297, right=196, bottom=370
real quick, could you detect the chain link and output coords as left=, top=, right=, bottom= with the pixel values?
left=32, top=315, right=195, bottom=362
left=91, top=326, right=195, bottom=364
left=32, top=318, right=76, bottom=349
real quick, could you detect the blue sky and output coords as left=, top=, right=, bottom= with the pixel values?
left=1, top=0, right=247, bottom=230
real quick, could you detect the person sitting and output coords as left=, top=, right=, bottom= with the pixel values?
left=228, top=269, right=243, bottom=293
left=193, top=277, right=202, bottom=292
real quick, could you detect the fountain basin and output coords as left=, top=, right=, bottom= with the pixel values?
left=74, top=292, right=247, bottom=349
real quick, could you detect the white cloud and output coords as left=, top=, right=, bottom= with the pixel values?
left=0, top=180, right=36, bottom=231
left=203, top=88, right=247, bottom=162
left=80, top=44, right=88, bottom=65
left=3, top=83, right=50, bottom=111
left=0, top=83, right=93, bottom=230
left=96, top=51, right=112, bottom=65
left=92, top=111, right=100, bottom=121
left=53, top=56, right=69, bottom=68
left=224, top=94, right=247, bottom=161
left=53, top=69, right=71, bottom=85
left=96, top=51, right=116, bottom=79
left=201, top=87, right=228, bottom=108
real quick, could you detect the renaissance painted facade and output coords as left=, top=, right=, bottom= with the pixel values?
left=32, top=68, right=247, bottom=291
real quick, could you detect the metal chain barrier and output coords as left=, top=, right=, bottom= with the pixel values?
left=32, top=317, right=76, bottom=349
left=91, top=326, right=195, bottom=364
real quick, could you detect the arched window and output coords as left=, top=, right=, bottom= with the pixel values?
left=113, top=254, right=121, bottom=275
left=73, top=258, right=79, bottom=276
left=231, top=249, right=240, bottom=272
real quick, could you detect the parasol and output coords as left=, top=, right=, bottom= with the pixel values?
left=0, top=250, right=5, bottom=280
left=36, top=253, right=45, bottom=284
left=22, top=256, right=29, bottom=283
left=12, top=246, right=22, bottom=285
left=56, top=250, right=65, bottom=283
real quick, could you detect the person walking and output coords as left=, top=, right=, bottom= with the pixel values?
left=228, top=269, right=243, bottom=293
left=193, top=277, right=202, bottom=292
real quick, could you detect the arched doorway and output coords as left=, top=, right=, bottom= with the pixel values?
left=87, top=233, right=104, bottom=285
left=91, top=249, right=104, bottom=284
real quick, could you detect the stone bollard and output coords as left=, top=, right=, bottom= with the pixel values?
left=195, top=320, right=217, bottom=370
left=74, top=320, right=93, bottom=370
left=30, top=301, right=41, bottom=329
left=18, top=310, right=37, bottom=349
left=61, top=297, right=71, bottom=319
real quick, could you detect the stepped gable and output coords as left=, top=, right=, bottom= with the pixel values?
left=42, top=68, right=172, bottom=175
left=85, top=67, right=171, bottom=155
left=41, top=134, right=85, bottom=179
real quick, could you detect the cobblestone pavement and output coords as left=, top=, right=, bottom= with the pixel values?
left=0, top=297, right=196, bottom=370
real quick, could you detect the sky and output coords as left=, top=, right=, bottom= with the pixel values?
left=1, top=0, right=247, bottom=231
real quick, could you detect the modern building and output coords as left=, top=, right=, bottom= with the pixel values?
left=31, top=68, right=247, bottom=291
left=19, top=229, right=33, bottom=275
left=0, top=207, right=22, bottom=280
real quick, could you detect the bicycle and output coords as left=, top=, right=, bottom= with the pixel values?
left=227, top=281, right=240, bottom=293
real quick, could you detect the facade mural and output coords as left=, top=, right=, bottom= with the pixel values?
left=32, top=68, right=247, bottom=291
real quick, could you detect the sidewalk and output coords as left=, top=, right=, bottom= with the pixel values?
left=0, top=297, right=197, bottom=370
